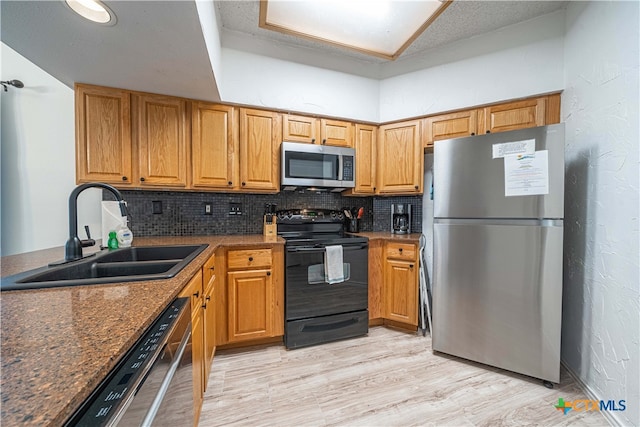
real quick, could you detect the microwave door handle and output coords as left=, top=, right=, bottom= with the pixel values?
left=338, top=154, right=343, bottom=181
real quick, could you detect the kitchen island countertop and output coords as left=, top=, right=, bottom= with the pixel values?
left=0, top=235, right=283, bottom=427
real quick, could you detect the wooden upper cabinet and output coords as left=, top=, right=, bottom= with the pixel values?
left=320, top=119, right=353, bottom=147
left=478, top=97, right=546, bottom=135
left=192, top=103, right=238, bottom=190
left=239, top=108, right=282, bottom=192
left=135, top=94, right=188, bottom=187
left=283, top=114, right=319, bottom=144
left=75, top=84, right=132, bottom=185
left=423, top=110, right=477, bottom=148
left=346, top=123, right=377, bottom=195
left=376, top=120, right=423, bottom=194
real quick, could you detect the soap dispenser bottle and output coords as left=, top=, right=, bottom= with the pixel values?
left=116, top=223, right=133, bottom=248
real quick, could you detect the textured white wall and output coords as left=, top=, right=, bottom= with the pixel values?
left=379, top=11, right=565, bottom=122
left=561, top=2, right=640, bottom=426
left=195, top=0, right=222, bottom=101
left=220, top=48, right=380, bottom=122
left=1, top=43, right=101, bottom=256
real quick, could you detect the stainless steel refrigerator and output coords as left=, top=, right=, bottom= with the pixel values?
left=432, top=123, right=564, bottom=383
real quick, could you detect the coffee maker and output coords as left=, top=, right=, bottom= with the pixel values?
left=391, top=204, right=411, bottom=234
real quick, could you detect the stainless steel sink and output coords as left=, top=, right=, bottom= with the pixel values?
left=1, top=244, right=208, bottom=291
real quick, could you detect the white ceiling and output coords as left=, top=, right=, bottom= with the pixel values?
left=1, top=0, right=568, bottom=100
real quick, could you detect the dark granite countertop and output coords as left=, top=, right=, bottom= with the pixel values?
left=0, top=235, right=284, bottom=427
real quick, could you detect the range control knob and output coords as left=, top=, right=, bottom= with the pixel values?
left=337, top=212, right=344, bottom=220
left=278, top=212, right=287, bottom=220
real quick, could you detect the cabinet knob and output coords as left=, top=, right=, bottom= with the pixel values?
left=322, top=139, right=326, bottom=145
left=398, top=248, right=403, bottom=252
left=373, top=187, right=376, bottom=192
left=206, top=296, right=211, bottom=301
left=248, top=256, right=254, bottom=261
left=122, top=176, right=128, bottom=181
left=410, top=264, right=414, bottom=269
left=311, top=138, right=316, bottom=144
left=193, top=291, right=199, bottom=298
left=242, top=182, right=246, bottom=186
left=470, top=132, right=475, bottom=136
left=415, top=185, right=419, bottom=190
left=267, top=271, right=271, bottom=276
left=486, top=130, right=491, bottom=134
left=209, top=266, right=214, bottom=271
left=228, top=181, right=232, bottom=185
left=202, top=302, right=207, bottom=309
left=140, top=177, right=146, bottom=182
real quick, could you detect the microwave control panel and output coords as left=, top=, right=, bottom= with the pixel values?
left=342, top=156, right=354, bottom=181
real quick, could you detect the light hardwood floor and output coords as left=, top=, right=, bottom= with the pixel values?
left=199, top=327, right=609, bottom=426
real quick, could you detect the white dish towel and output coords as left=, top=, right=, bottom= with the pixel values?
left=324, top=245, right=344, bottom=284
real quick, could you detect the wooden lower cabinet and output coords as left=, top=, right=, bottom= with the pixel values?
left=191, top=304, right=204, bottom=423
left=215, top=245, right=284, bottom=346
left=227, top=269, right=273, bottom=341
left=202, top=254, right=216, bottom=383
left=368, top=241, right=419, bottom=328
left=179, top=270, right=204, bottom=425
left=384, top=258, right=418, bottom=326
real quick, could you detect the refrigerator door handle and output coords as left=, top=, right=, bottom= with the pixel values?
left=433, top=218, right=563, bottom=227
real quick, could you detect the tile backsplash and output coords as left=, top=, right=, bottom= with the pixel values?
left=105, top=190, right=422, bottom=237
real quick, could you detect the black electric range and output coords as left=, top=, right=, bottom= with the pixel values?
left=277, top=209, right=369, bottom=349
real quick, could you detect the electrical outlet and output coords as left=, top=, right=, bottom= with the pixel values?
left=204, top=203, right=212, bottom=215
left=152, top=201, right=163, bottom=214
left=229, top=202, right=242, bottom=215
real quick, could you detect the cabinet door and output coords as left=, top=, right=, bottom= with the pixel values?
left=320, top=118, right=353, bottom=147
left=136, top=94, right=188, bottom=187
left=227, top=269, right=273, bottom=342
left=75, top=84, right=132, bottom=185
left=348, top=123, right=377, bottom=195
left=202, top=254, right=216, bottom=385
left=203, top=279, right=216, bottom=384
left=423, top=110, right=478, bottom=148
left=192, top=309, right=204, bottom=420
left=239, top=108, right=281, bottom=192
left=377, top=120, right=423, bottom=194
left=192, top=102, right=237, bottom=190
left=478, top=97, right=546, bottom=135
left=384, top=258, right=418, bottom=326
left=283, top=114, right=319, bottom=144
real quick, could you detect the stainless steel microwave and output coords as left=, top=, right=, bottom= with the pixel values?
left=281, top=141, right=355, bottom=191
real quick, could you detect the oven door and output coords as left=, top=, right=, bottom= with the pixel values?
left=285, top=242, right=368, bottom=320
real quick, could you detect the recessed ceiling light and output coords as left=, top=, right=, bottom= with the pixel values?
left=65, top=0, right=115, bottom=25
left=259, top=0, right=452, bottom=60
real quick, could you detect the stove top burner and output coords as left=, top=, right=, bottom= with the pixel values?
left=276, top=208, right=367, bottom=246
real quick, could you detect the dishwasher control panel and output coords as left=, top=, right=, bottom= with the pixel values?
left=64, top=298, right=188, bottom=427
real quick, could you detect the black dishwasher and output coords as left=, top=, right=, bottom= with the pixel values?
left=64, top=297, right=193, bottom=427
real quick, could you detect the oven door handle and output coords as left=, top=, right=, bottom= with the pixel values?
left=287, top=244, right=368, bottom=253
left=140, top=322, right=192, bottom=427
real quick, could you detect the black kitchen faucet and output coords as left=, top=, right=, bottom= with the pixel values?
left=60, top=182, right=127, bottom=263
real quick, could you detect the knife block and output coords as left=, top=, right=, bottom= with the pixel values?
left=263, top=215, right=277, bottom=236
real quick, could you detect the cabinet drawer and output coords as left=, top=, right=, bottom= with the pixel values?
left=386, top=243, right=416, bottom=261
left=227, top=248, right=272, bottom=269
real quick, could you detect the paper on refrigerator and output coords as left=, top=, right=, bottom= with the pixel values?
left=504, top=150, right=549, bottom=197
left=102, top=201, right=127, bottom=244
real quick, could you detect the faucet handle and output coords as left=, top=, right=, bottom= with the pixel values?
left=81, top=225, right=96, bottom=248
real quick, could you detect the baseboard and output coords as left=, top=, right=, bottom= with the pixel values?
left=560, top=360, right=625, bottom=427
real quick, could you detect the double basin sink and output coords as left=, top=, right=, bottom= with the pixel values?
left=1, top=244, right=208, bottom=291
